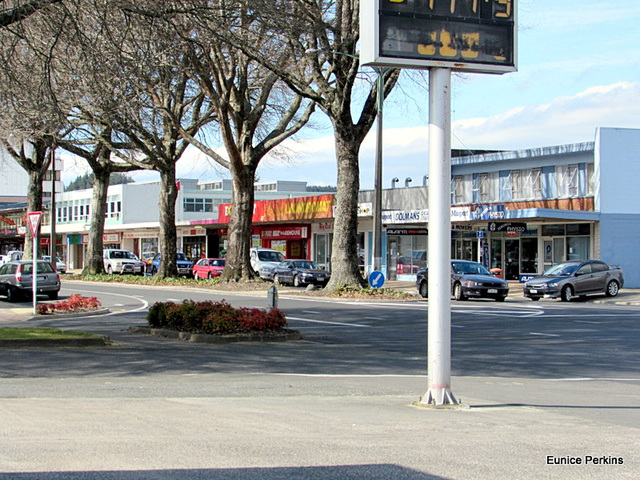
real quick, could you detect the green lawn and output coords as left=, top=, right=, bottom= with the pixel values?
left=0, top=327, right=101, bottom=340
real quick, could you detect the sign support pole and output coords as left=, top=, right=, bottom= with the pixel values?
left=421, top=67, right=457, bottom=406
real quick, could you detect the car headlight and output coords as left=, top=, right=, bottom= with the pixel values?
left=463, top=281, right=481, bottom=287
left=548, top=282, right=558, bottom=288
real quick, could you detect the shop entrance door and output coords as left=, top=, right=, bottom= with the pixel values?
left=490, top=238, right=521, bottom=280
left=542, top=237, right=565, bottom=271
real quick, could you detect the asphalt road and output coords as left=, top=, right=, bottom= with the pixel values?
left=0, top=281, right=639, bottom=479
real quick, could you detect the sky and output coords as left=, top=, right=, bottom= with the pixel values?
left=61, top=0, right=640, bottom=190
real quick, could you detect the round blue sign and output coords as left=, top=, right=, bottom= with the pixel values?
left=368, top=271, right=385, bottom=289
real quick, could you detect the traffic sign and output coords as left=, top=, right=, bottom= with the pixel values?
left=27, top=212, right=42, bottom=238
left=368, top=270, right=385, bottom=289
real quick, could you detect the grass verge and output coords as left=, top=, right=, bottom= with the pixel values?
left=0, top=327, right=103, bottom=340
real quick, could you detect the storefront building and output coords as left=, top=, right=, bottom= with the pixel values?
left=357, top=127, right=639, bottom=287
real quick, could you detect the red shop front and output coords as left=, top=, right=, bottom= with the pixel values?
left=259, top=225, right=310, bottom=259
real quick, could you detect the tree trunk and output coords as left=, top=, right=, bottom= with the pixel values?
left=222, top=162, right=257, bottom=282
left=325, top=129, right=366, bottom=289
left=158, top=168, right=178, bottom=278
left=23, top=169, right=45, bottom=260
left=82, top=168, right=110, bottom=274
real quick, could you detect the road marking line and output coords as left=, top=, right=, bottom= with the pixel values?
left=530, top=332, right=561, bottom=337
left=287, top=316, right=372, bottom=328
left=302, top=310, right=321, bottom=314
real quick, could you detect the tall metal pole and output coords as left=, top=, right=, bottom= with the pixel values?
left=50, top=146, right=56, bottom=262
left=372, top=67, right=385, bottom=271
left=421, top=67, right=457, bottom=406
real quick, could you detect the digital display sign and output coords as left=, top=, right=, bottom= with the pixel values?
left=360, top=0, right=517, bottom=73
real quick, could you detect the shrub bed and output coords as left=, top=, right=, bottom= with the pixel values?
left=147, top=300, right=287, bottom=335
left=37, top=294, right=102, bottom=315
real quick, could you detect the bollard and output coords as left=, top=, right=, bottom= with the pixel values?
left=267, top=285, right=278, bottom=308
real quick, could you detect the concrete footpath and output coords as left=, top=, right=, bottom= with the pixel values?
left=0, top=282, right=639, bottom=479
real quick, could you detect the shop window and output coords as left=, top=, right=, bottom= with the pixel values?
left=567, top=237, right=590, bottom=261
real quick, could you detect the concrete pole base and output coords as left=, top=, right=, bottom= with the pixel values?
left=420, top=387, right=459, bottom=406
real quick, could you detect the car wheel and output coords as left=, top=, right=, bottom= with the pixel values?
left=6, top=286, right=20, bottom=303
left=561, top=285, right=573, bottom=302
left=495, top=296, right=506, bottom=302
left=454, top=283, right=466, bottom=301
left=530, top=297, right=540, bottom=301
left=605, top=280, right=619, bottom=297
left=273, top=274, right=280, bottom=285
left=107, top=265, right=113, bottom=275
left=48, top=291, right=59, bottom=300
left=419, top=281, right=428, bottom=298
left=208, top=273, right=213, bottom=280
left=293, top=275, right=301, bottom=288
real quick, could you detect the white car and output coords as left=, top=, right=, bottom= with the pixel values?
left=103, top=249, right=145, bottom=275
left=250, top=248, right=285, bottom=280
left=42, top=255, right=67, bottom=273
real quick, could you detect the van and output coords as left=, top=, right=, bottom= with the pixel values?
left=250, top=248, right=285, bottom=279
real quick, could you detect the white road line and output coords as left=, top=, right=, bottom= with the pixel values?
left=302, top=310, right=321, bottom=314
left=271, top=373, right=424, bottom=378
left=573, top=320, right=602, bottom=324
left=546, top=378, right=640, bottom=382
left=287, top=316, right=372, bottom=328
left=63, top=287, right=149, bottom=313
left=364, top=317, right=386, bottom=321
left=530, top=332, right=561, bottom=337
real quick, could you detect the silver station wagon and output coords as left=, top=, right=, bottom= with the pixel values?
left=0, top=260, right=61, bottom=302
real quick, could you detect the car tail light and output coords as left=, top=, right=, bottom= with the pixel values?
left=16, top=265, right=23, bottom=282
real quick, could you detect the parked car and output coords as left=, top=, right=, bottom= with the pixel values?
left=42, top=255, right=66, bottom=273
left=150, top=252, right=194, bottom=277
left=523, top=260, right=624, bottom=302
left=415, top=260, right=509, bottom=302
left=0, top=250, right=23, bottom=266
left=103, top=249, right=145, bottom=275
left=272, top=260, right=330, bottom=288
left=0, top=260, right=61, bottom=302
left=250, top=248, right=285, bottom=279
left=193, top=258, right=225, bottom=279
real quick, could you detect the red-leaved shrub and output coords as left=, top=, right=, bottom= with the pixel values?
left=37, top=294, right=101, bottom=314
left=147, top=299, right=287, bottom=334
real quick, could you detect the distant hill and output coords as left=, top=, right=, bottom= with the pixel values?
left=306, top=185, right=337, bottom=193
left=65, top=172, right=134, bottom=191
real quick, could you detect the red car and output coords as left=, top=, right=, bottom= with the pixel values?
left=192, top=258, right=225, bottom=279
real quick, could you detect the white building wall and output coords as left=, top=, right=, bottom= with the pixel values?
left=0, top=149, right=29, bottom=198
left=121, top=182, right=161, bottom=224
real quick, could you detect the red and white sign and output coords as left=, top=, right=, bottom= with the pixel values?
left=27, top=212, right=42, bottom=238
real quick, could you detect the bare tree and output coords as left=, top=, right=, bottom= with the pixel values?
left=0, top=0, right=63, bottom=28
left=0, top=0, right=70, bottom=258
left=75, top=2, right=217, bottom=278
left=171, top=4, right=315, bottom=282
left=192, top=0, right=400, bottom=288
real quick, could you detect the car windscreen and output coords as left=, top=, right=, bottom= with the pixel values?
left=543, top=263, right=579, bottom=276
left=209, top=260, right=225, bottom=266
left=176, top=253, right=188, bottom=261
left=293, top=261, right=316, bottom=270
left=258, top=251, right=284, bottom=262
left=452, top=262, right=490, bottom=275
left=109, top=251, right=127, bottom=259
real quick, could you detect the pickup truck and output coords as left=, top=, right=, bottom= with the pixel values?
left=523, top=260, right=624, bottom=302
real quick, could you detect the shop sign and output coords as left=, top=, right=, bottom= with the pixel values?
left=218, top=194, right=334, bottom=224
left=471, top=204, right=506, bottom=220
left=488, top=222, right=526, bottom=234
left=82, top=233, right=120, bottom=244
left=317, top=222, right=333, bottom=231
left=358, top=203, right=372, bottom=216
left=261, top=227, right=308, bottom=240
left=383, top=209, right=429, bottom=224
left=387, top=228, right=428, bottom=236
left=123, top=231, right=158, bottom=239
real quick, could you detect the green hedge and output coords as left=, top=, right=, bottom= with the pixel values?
left=147, top=300, right=287, bottom=335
